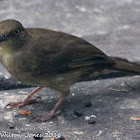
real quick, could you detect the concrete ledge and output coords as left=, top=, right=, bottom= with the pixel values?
left=0, top=76, right=140, bottom=140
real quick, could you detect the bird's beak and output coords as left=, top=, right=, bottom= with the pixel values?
left=0, top=33, right=7, bottom=42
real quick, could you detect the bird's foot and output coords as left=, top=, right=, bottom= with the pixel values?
left=30, top=110, right=61, bottom=122
left=5, top=96, right=41, bottom=109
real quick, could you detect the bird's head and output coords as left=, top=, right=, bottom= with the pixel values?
left=0, top=19, right=27, bottom=51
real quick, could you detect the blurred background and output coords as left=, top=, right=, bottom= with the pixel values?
left=0, top=0, right=140, bottom=59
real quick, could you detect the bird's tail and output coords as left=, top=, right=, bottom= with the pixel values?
left=110, top=56, right=140, bottom=74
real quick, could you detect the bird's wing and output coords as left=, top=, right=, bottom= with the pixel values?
left=47, top=31, right=114, bottom=69
left=26, top=29, right=114, bottom=75
left=67, top=43, right=113, bottom=68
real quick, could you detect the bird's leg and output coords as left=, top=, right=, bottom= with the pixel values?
left=5, top=86, right=42, bottom=109
left=31, top=96, right=65, bottom=122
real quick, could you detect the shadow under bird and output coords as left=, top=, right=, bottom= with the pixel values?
left=0, top=19, right=140, bottom=122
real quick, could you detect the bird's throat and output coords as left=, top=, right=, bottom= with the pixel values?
left=0, top=44, right=14, bottom=70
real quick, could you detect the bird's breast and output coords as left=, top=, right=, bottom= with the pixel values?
left=0, top=52, right=37, bottom=85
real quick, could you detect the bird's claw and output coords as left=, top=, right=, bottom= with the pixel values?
left=30, top=110, right=61, bottom=122
left=4, top=96, right=42, bottom=109
left=30, top=114, right=53, bottom=122
left=5, top=101, right=23, bottom=109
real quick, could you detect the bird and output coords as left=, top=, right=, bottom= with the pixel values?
left=0, top=19, right=140, bottom=122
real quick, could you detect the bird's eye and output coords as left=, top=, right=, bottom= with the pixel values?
left=15, top=30, right=20, bottom=36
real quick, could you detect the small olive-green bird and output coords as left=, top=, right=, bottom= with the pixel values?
left=0, top=19, right=140, bottom=122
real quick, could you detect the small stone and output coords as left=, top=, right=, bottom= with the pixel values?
left=7, top=123, right=15, bottom=129
left=33, top=134, right=43, bottom=140
left=83, top=102, right=92, bottom=107
left=72, top=93, right=75, bottom=96
left=73, top=111, right=83, bottom=117
left=84, top=115, right=96, bottom=124
left=54, top=136, right=65, bottom=140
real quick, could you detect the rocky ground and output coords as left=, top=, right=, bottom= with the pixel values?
left=0, top=0, right=140, bottom=140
